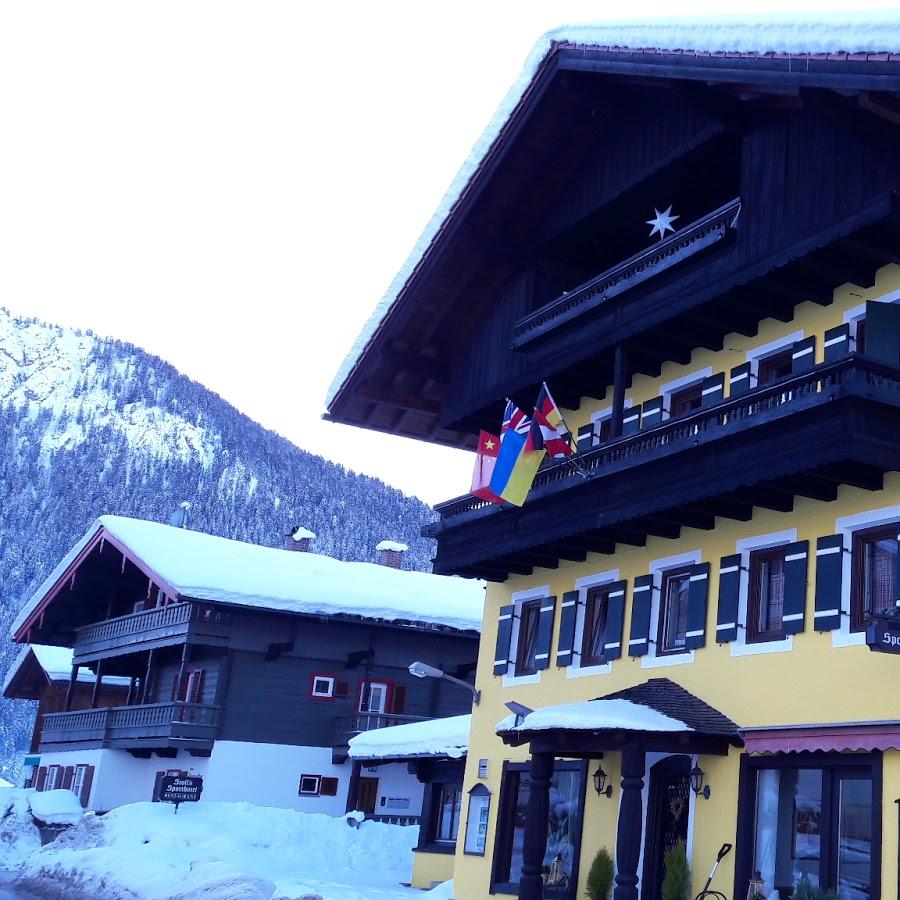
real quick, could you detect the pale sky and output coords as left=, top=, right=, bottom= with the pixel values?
left=0, top=1, right=893, bottom=505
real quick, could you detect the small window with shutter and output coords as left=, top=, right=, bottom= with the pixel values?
left=580, top=587, right=610, bottom=667
left=851, top=523, right=898, bottom=632
left=657, top=568, right=692, bottom=654
left=758, top=349, right=793, bottom=384
left=514, top=600, right=542, bottom=675
left=747, top=547, right=787, bottom=642
left=670, top=384, right=703, bottom=418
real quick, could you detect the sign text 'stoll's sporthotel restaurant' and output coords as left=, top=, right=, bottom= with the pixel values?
left=326, top=15, right=900, bottom=900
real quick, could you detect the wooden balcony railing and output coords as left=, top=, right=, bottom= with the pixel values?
left=333, top=712, right=430, bottom=745
left=75, top=602, right=193, bottom=646
left=434, top=354, right=900, bottom=526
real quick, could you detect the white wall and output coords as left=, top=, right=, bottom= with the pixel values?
left=360, top=761, right=425, bottom=817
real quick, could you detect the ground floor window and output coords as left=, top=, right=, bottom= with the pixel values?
left=491, top=760, right=586, bottom=897
left=739, top=753, right=878, bottom=899
left=434, top=784, right=462, bottom=843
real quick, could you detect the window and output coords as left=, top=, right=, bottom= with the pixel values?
left=492, top=762, right=585, bottom=895
left=45, top=765, right=61, bottom=791
left=311, top=675, right=335, bottom=698
left=434, top=784, right=463, bottom=843
left=851, top=523, right=897, bottom=631
left=173, top=668, right=205, bottom=703
left=670, top=383, right=702, bottom=417
left=748, top=547, right=787, bottom=642
left=580, top=587, right=610, bottom=667
left=657, top=568, right=691, bottom=654
left=515, top=601, right=542, bottom=675
left=71, top=766, right=89, bottom=807
left=758, top=349, right=793, bottom=384
left=299, top=774, right=321, bottom=796
left=359, top=681, right=390, bottom=713
left=596, top=417, right=612, bottom=444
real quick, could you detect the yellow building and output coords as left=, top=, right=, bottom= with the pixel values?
left=327, top=18, right=900, bottom=900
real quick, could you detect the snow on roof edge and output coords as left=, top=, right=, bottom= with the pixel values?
left=324, top=11, right=900, bottom=410
left=348, top=714, right=471, bottom=761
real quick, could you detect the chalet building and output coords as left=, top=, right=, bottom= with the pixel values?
left=326, top=17, right=900, bottom=900
left=6, top=516, right=482, bottom=817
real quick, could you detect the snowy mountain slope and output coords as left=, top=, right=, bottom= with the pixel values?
left=0, top=307, right=439, bottom=774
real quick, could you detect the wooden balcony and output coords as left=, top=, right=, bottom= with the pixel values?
left=429, top=355, right=900, bottom=580
left=40, top=702, right=220, bottom=751
left=73, top=602, right=232, bottom=664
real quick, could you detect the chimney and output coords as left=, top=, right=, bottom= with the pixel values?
left=375, top=540, right=408, bottom=569
left=286, top=525, right=316, bottom=552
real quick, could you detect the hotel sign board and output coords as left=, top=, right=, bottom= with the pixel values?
left=866, top=616, right=900, bottom=654
left=160, top=776, right=203, bottom=809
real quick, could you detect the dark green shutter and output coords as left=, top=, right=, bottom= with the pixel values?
left=783, top=541, right=810, bottom=634
left=684, top=563, right=710, bottom=650
left=700, top=373, right=725, bottom=408
left=493, top=605, right=514, bottom=675
left=533, top=596, right=557, bottom=670
left=814, top=535, right=844, bottom=631
left=622, top=408, right=640, bottom=436
left=576, top=424, right=595, bottom=454
left=823, top=324, right=850, bottom=363
left=602, top=581, right=627, bottom=660
left=865, top=300, right=900, bottom=365
left=628, top=575, right=654, bottom=657
left=641, top=397, right=664, bottom=429
left=791, top=337, right=816, bottom=374
left=715, top=554, right=741, bottom=643
left=729, top=362, right=752, bottom=397
left=556, top=590, right=580, bottom=667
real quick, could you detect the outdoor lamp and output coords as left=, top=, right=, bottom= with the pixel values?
left=408, top=660, right=481, bottom=705
left=689, top=762, right=711, bottom=799
left=592, top=764, right=612, bottom=798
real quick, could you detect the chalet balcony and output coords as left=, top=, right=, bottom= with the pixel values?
left=39, top=702, right=220, bottom=752
left=72, top=602, right=232, bottom=665
left=429, top=355, right=900, bottom=580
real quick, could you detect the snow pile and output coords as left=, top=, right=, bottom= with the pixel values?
left=349, top=714, right=470, bottom=761
left=496, top=697, right=691, bottom=735
left=375, top=540, right=408, bottom=553
left=27, top=789, right=85, bottom=826
left=13, top=516, right=485, bottom=637
left=0, top=790, right=41, bottom=868
left=20, top=801, right=421, bottom=900
left=291, top=526, right=316, bottom=541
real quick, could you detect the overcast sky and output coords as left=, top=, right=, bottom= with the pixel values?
left=1, top=1, right=893, bottom=505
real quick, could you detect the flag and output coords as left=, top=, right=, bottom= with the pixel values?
left=527, top=383, right=573, bottom=459
left=489, top=400, right=545, bottom=507
left=470, top=430, right=502, bottom=504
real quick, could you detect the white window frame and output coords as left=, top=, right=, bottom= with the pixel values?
left=642, top=549, right=701, bottom=669
left=311, top=675, right=335, bottom=698
left=833, top=504, right=900, bottom=648
left=298, top=774, right=321, bottom=796
left=567, top=568, right=619, bottom=679
left=844, top=288, right=900, bottom=349
left=45, top=765, right=61, bottom=791
left=71, top=765, right=89, bottom=806
left=590, top=400, right=633, bottom=444
left=502, top=585, right=550, bottom=687
left=660, top=368, right=713, bottom=421
left=730, top=528, right=797, bottom=657
left=360, top=681, right=390, bottom=713
left=746, top=330, right=804, bottom=382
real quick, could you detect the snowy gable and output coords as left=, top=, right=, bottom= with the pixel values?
left=349, top=714, right=471, bottom=761
left=13, top=517, right=484, bottom=636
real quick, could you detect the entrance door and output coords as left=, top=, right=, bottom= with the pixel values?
left=357, top=777, right=379, bottom=815
left=641, top=755, right=691, bottom=900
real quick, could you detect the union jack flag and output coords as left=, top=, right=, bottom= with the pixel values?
left=501, top=400, right=531, bottom=436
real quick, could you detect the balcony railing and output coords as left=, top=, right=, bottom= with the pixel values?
left=76, top=602, right=193, bottom=646
left=40, top=702, right=220, bottom=749
left=434, top=354, right=900, bottom=526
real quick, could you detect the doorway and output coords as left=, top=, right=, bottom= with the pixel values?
left=641, top=755, right=691, bottom=899
left=357, top=777, right=379, bottom=815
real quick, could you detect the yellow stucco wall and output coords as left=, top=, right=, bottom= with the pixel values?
left=452, top=266, right=900, bottom=899
left=411, top=848, right=456, bottom=890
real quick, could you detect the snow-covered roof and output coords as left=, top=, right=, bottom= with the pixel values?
left=12, top=517, right=484, bottom=636
left=325, top=12, right=900, bottom=409
left=375, top=540, right=408, bottom=553
left=291, top=526, right=316, bottom=541
left=348, top=714, right=471, bottom=761
left=3, top=645, right=131, bottom=695
left=496, top=698, right=691, bottom=736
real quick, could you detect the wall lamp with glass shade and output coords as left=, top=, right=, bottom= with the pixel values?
left=690, top=761, right=711, bottom=799
left=592, top=764, right=613, bottom=798
left=408, top=661, right=481, bottom=705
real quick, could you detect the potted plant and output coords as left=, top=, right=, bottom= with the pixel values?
left=585, top=847, right=614, bottom=900
left=661, top=841, right=691, bottom=900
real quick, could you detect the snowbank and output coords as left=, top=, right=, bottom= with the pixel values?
left=28, top=789, right=85, bottom=826
left=20, top=801, right=422, bottom=899
left=349, top=714, right=470, bottom=761
left=0, top=787, right=82, bottom=869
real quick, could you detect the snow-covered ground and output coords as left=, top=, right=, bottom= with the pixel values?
left=5, top=799, right=452, bottom=900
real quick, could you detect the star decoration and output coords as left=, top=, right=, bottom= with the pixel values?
left=484, top=438, right=495, bottom=450
left=646, top=205, right=680, bottom=241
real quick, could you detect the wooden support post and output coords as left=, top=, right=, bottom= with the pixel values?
left=126, top=676, right=136, bottom=706
left=90, top=659, right=104, bottom=709
left=519, top=752, right=554, bottom=900
left=175, top=644, right=191, bottom=702
left=611, top=344, right=629, bottom=438
left=141, top=649, right=155, bottom=704
left=64, top=666, right=79, bottom=712
left=345, top=759, right=363, bottom=814
left=613, top=745, right=646, bottom=900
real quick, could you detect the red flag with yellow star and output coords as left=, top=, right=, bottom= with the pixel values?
left=471, top=430, right=503, bottom=504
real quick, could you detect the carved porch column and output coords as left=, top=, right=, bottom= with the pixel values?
left=613, top=745, right=646, bottom=900
left=519, top=752, right=554, bottom=900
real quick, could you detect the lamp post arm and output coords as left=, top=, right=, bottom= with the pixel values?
left=440, top=672, right=481, bottom=705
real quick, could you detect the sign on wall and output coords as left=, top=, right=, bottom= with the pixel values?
left=866, top=616, right=900, bottom=654
left=160, top=775, right=203, bottom=810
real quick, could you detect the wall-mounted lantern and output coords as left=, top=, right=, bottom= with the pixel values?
left=689, top=761, right=711, bottom=799
left=592, top=764, right=613, bottom=798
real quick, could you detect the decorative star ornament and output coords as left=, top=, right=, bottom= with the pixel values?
left=646, top=205, right=680, bottom=241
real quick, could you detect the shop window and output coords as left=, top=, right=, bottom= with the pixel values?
left=748, top=547, right=787, bottom=642
left=299, top=774, right=321, bottom=796
left=657, top=568, right=691, bottom=655
left=515, top=600, right=542, bottom=676
left=745, top=760, right=875, bottom=898
left=851, top=522, right=897, bottom=632
left=580, top=587, right=610, bottom=667
left=492, top=761, right=585, bottom=896
left=669, top=383, right=703, bottom=417
left=758, top=349, right=793, bottom=384
left=433, top=784, right=463, bottom=843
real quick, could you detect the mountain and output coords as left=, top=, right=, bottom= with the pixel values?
left=0, top=307, right=439, bottom=775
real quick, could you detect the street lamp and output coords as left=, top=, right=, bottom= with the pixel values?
left=408, top=661, right=481, bottom=705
